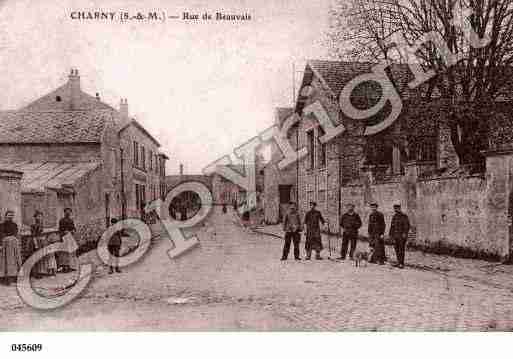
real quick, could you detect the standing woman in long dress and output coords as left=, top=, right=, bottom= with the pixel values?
left=31, top=211, right=57, bottom=277
left=0, top=210, right=22, bottom=285
left=58, top=207, right=77, bottom=273
left=304, top=201, right=326, bottom=260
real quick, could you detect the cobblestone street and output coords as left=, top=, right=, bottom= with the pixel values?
left=2, top=206, right=513, bottom=331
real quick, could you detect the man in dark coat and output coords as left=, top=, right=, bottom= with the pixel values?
left=1, top=210, right=19, bottom=237
left=390, top=204, right=410, bottom=268
left=108, top=218, right=123, bottom=274
left=58, top=207, right=77, bottom=273
left=281, top=202, right=302, bottom=261
left=368, top=203, right=386, bottom=264
left=304, top=201, right=325, bottom=260
left=339, top=203, right=362, bottom=260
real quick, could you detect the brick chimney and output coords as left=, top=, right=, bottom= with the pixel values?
left=179, top=163, right=184, bottom=175
left=68, top=68, right=80, bottom=110
left=119, top=98, right=128, bottom=120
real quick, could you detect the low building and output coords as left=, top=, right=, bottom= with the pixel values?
left=0, top=69, right=169, bottom=245
left=263, top=107, right=299, bottom=224
left=291, top=59, right=513, bottom=260
left=0, top=169, right=23, bottom=226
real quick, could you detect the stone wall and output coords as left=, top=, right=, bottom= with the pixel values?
left=264, top=122, right=298, bottom=224
left=72, top=165, right=108, bottom=244
left=119, top=123, right=162, bottom=218
left=416, top=176, right=489, bottom=255
left=0, top=143, right=101, bottom=163
left=211, top=174, right=243, bottom=205
left=340, top=180, right=404, bottom=237
left=297, top=75, right=342, bottom=229
left=337, top=156, right=511, bottom=260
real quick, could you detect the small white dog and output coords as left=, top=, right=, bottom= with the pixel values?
left=353, top=247, right=373, bottom=267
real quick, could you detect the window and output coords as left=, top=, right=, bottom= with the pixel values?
left=141, top=146, right=146, bottom=170
left=278, top=185, right=292, bottom=204
left=365, top=137, right=393, bottom=167
left=135, top=184, right=140, bottom=211
left=307, top=129, right=315, bottom=169
left=110, top=149, right=117, bottom=178
left=133, top=141, right=139, bottom=167
left=155, top=155, right=159, bottom=174
left=149, top=150, right=153, bottom=171
left=141, top=185, right=146, bottom=206
left=409, top=138, right=437, bottom=162
left=318, top=127, right=327, bottom=168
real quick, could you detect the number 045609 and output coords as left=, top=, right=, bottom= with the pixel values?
left=11, top=344, right=43, bottom=352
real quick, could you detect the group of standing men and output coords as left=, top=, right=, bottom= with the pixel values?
left=281, top=201, right=410, bottom=268
left=0, top=207, right=78, bottom=286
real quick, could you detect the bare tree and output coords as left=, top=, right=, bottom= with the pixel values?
left=328, top=0, right=401, bottom=62
left=391, top=0, right=513, bottom=166
left=329, top=0, right=513, bottom=168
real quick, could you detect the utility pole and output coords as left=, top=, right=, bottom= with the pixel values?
left=292, top=62, right=296, bottom=104
left=292, top=62, right=300, bottom=209
left=120, top=147, right=126, bottom=220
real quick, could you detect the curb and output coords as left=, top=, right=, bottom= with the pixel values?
left=251, top=228, right=284, bottom=239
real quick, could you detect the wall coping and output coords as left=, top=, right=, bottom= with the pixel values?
left=404, top=160, right=437, bottom=167
left=0, top=168, right=23, bottom=179
left=417, top=173, right=485, bottom=183
left=482, top=148, right=513, bottom=157
left=373, top=179, right=402, bottom=185
left=341, top=183, right=363, bottom=188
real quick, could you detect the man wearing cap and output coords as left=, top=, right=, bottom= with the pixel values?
left=281, top=202, right=303, bottom=261
left=304, top=201, right=326, bottom=260
left=390, top=204, right=410, bottom=268
left=368, top=203, right=386, bottom=264
left=339, top=203, right=362, bottom=260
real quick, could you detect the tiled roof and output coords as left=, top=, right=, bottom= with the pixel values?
left=306, top=60, right=513, bottom=102
left=119, top=119, right=161, bottom=147
left=0, top=110, right=113, bottom=143
left=306, top=60, right=417, bottom=99
left=0, top=161, right=101, bottom=192
left=20, top=83, right=116, bottom=112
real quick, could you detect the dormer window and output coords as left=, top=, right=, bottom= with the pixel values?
left=55, top=96, right=62, bottom=102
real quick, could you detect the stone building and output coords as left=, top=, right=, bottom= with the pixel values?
left=0, top=69, right=168, bottom=245
left=291, top=59, right=513, bottom=260
left=263, top=107, right=299, bottom=224
left=211, top=162, right=265, bottom=206
left=118, top=112, right=167, bottom=219
left=211, top=165, right=247, bottom=206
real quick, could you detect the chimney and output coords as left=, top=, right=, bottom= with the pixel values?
left=179, top=163, right=184, bottom=176
left=68, top=68, right=80, bottom=110
left=119, top=98, right=128, bottom=120
left=95, top=92, right=100, bottom=101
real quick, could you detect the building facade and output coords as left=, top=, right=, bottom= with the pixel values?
left=263, top=107, right=299, bottom=224
left=0, top=69, right=168, bottom=245
left=290, top=60, right=513, bottom=260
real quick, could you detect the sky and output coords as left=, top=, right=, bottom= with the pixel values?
left=0, top=0, right=331, bottom=174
